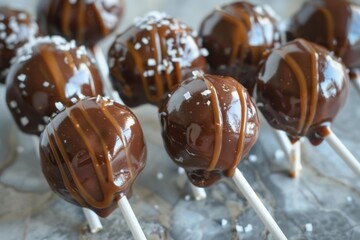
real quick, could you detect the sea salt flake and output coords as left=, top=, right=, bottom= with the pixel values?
left=17, top=74, right=26, bottom=81
left=201, top=89, right=211, bottom=96
left=147, top=58, right=156, bottom=66
left=184, top=91, right=191, bottom=100
left=134, top=42, right=141, bottom=50
left=43, top=81, right=50, bottom=87
left=20, top=116, right=29, bottom=126
left=200, top=48, right=209, bottom=57
left=55, top=102, right=65, bottom=111
left=9, top=101, right=17, bottom=108
left=141, top=37, right=149, bottom=45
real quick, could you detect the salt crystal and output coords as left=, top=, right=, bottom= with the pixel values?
left=71, top=97, right=78, bottom=103
left=38, top=124, right=45, bottom=132
left=184, top=92, right=191, bottom=100
left=17, top=74, right=26, bottom=81
left=200, top=48, right=209, bottom=57
left=206, top=100, right=211, bottom=106
left=20, top=116, right=29, bottom=126
left=134, top=42, right=141, bottom=50
left=147, top=58, right=156, bottom=66
left=201, top=89, right=211, bottom=96
left=43, top=81, right=50, bottom=87
left=55, top=102, right=65, bottom=111
left=9, top=101, right=17, bottom=108
left=141, top=37, right=149, bottom=45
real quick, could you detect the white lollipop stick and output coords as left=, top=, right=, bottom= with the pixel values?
left=92, top=45, right=124, bottom=104
left=189, top=184, right=207, bottom=200
left=83, top=208, right=103, bottom=233
left=325, top=129, right=360, bottom=177
left=273, top=130, right=291, bottom=156
left=34, top=135, right=103, bottom=233
left=232, top=169, right=287, bottom=240
left=118, top=196, right=147, bottom=240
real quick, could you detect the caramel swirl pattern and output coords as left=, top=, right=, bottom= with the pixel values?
left=199, top=2, right=281, bottom=94
left=40, top=97, right=146, bottom=217
left=6, top=36, right=103, bottom=136
left=159, top=72, right=259, bottom=187
left=256, top=39, right=349, bottom=146
left=37, top=0, right=124, bottom=47
left=288, top=0, right=360, bottom=80
left=108, top=12, right=207, bottom=107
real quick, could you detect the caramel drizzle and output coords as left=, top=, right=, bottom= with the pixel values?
left=61, top=0, right=72, bottom=39
left=76, top=0, right=86, bottom=43
left=274, top=40, right=320, bottom=135
left=312, top=2, right=335, bottom=51
left=228, top=85, right=248, bottom=176
left=204, top=78, right=223, bottom=171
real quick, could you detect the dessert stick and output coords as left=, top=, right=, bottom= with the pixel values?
left=233, top=169, right=287, bottom=240
left=189, top=184, right=207, bottom=200
left=325, top=128, right=360, bottom=177
left=32, top=135, right=103, bottom=233
left=118, top=196, right=147, bottom=240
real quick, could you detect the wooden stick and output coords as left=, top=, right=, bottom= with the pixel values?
left=189, top=184, right=207, bottom=200
left=232, top=169, right=287, bottom=240
left=325, top=129, right=360, bottom=177
left=35, top=136, right=104, bottom=233
left=118, top=196, right=147, bottom=240
left=83, top=208, right=103, bottom=233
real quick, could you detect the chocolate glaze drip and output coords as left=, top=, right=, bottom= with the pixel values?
left=199, top=2, right=281, bottom=94
left=108, top=12, right=208, bottom=107
left=37, top=0, right=124, bottom=48
left=256, top=39, right=349, bottom=146
left=6, top=36, right=103, bottom=136
left=0, top=7, right=39, bottom=84
left=159, top=72, right=259, bottom=187
left=288, top=0, right=360, bottom=80
left=40, top=96, right=146, bottom=217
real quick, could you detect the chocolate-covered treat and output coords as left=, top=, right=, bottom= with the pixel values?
left=199, top=2, right=281, bottom=94
left=37, top=0, right=124, bottom=48
left=40, top=96, right=146, bottom=217
left=6, top=36, right=103, bottom=136
left=108, top=11, right=208, bottom=107
left=0, top=7, right=39, bottom=84
left=288, top=0, right=360, bottom=80
left=256, top=39, right=349, bottom=146
left=159, top=72, right=259, bottom=187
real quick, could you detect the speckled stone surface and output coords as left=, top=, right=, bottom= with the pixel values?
left=1, top=0, right=360, bottom=240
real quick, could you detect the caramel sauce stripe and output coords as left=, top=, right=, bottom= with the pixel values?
left=65, top=108, right=115, bottom=207
left=76, top=0, right=86, bottom=43
left=274, top=49, right=308, bottom=134
left=45, top=127, right=87, bottom=206
left=61, top=0, right=72, bottom=39
left=204, top=78, right=223, bottom=171
left=312, top=3, right=335, bottom=51
left=229, top=85, right=247, bottom=176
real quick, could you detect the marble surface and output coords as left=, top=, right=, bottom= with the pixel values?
left=1, top=0, right=360, bottom=240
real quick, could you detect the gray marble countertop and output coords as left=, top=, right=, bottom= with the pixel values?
left=1, top=0, right=360, bottom=240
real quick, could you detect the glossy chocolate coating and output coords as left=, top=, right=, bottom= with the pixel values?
left=199, top=2, right=282, bottom=94
left=0, top=7, right=39, bottom=84
left=288, top=0, right=360, bottom=80
left=159, top=72, right=259, bottom=187
left=37, top=0, right=124, bottom=47
left=40, top=97, right=146, bottom=217
left=256, top=39, right=349, bottom=145
left=108, top=12, right=208, bottom=107
left=6, top=36, right=103, bottom=136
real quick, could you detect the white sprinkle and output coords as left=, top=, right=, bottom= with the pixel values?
left=249, top=154, right=258, bottom=163
left=147, top=58, right=156, bottom=66
left=43, top=81, right=50, bottom=87
left=192, top=70, right=204, bottom=79
left=142, top=37, right=149, bottom=45
left=143, top=70, right=155, bottom=77
left=156, top=172, right=164, bottom=180
left=200, top=48, right=209, bottom=57
left=17, top=74, right=26, bottom=81
left=201, top=89, right=211, bottom=96
left=43, top=116, right=51, bottom=123
left=19, top=83, right=26, bottom=89
left=71, top=97, right=78, bottom=103
left=38, top=124, right=45, bottom=132
left=206, top=100, right=211, bottom=106
left=184, top=91, right=191, bottom=100
left=55, top=102, right=65, bottom=111
left=244, top=224, right=253, bottom=233
left=236, top=225, right=244, bottom=232
left=184, top=195, right=191, bottom=201
left=20, top=116, right=29, bottom=126
left=134, top=42, right=141, bottom=50
left=221, top=219, right=228, bottom=227
left=274, top=149, right=285, bottom=160
left=346, top=196, right=352, bottom=202
left=305, top=223, right=313, bottom=232
left=177, top=167, right=185, bottom=175
left=9, top=101, right=17, bottom=108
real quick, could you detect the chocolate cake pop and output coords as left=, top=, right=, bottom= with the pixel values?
left=6, top=36, right=104, bottom=136
left=37, top=0, right=124, bottom=48
left=287, top=0, right=360, bottom=80
left=256, top=39, right=349, bottom=146
left=199, top=2, right=282, bottom=94
left=0, top=7, right=39, bottom=84
left=159, top=72, right=259, bottom=187
left=108, top=11, right=208, bottom=107
left=40, top=96, right=147, bottom=218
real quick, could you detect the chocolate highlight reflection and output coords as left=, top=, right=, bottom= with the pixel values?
left=256, top=39, right=349, bottom=145
left=160, top=72, right=259, bottom=187
left=40, top=96, right=147, bottom=218
left=0, top=7, right=39, bottom=84
left=199, top=1, right=282, bottom=94
left=108, top=12, right=207, bottom=107
left=288, top=0, right=360, bottom=80
left=6, top=36, right=103, bottom=136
